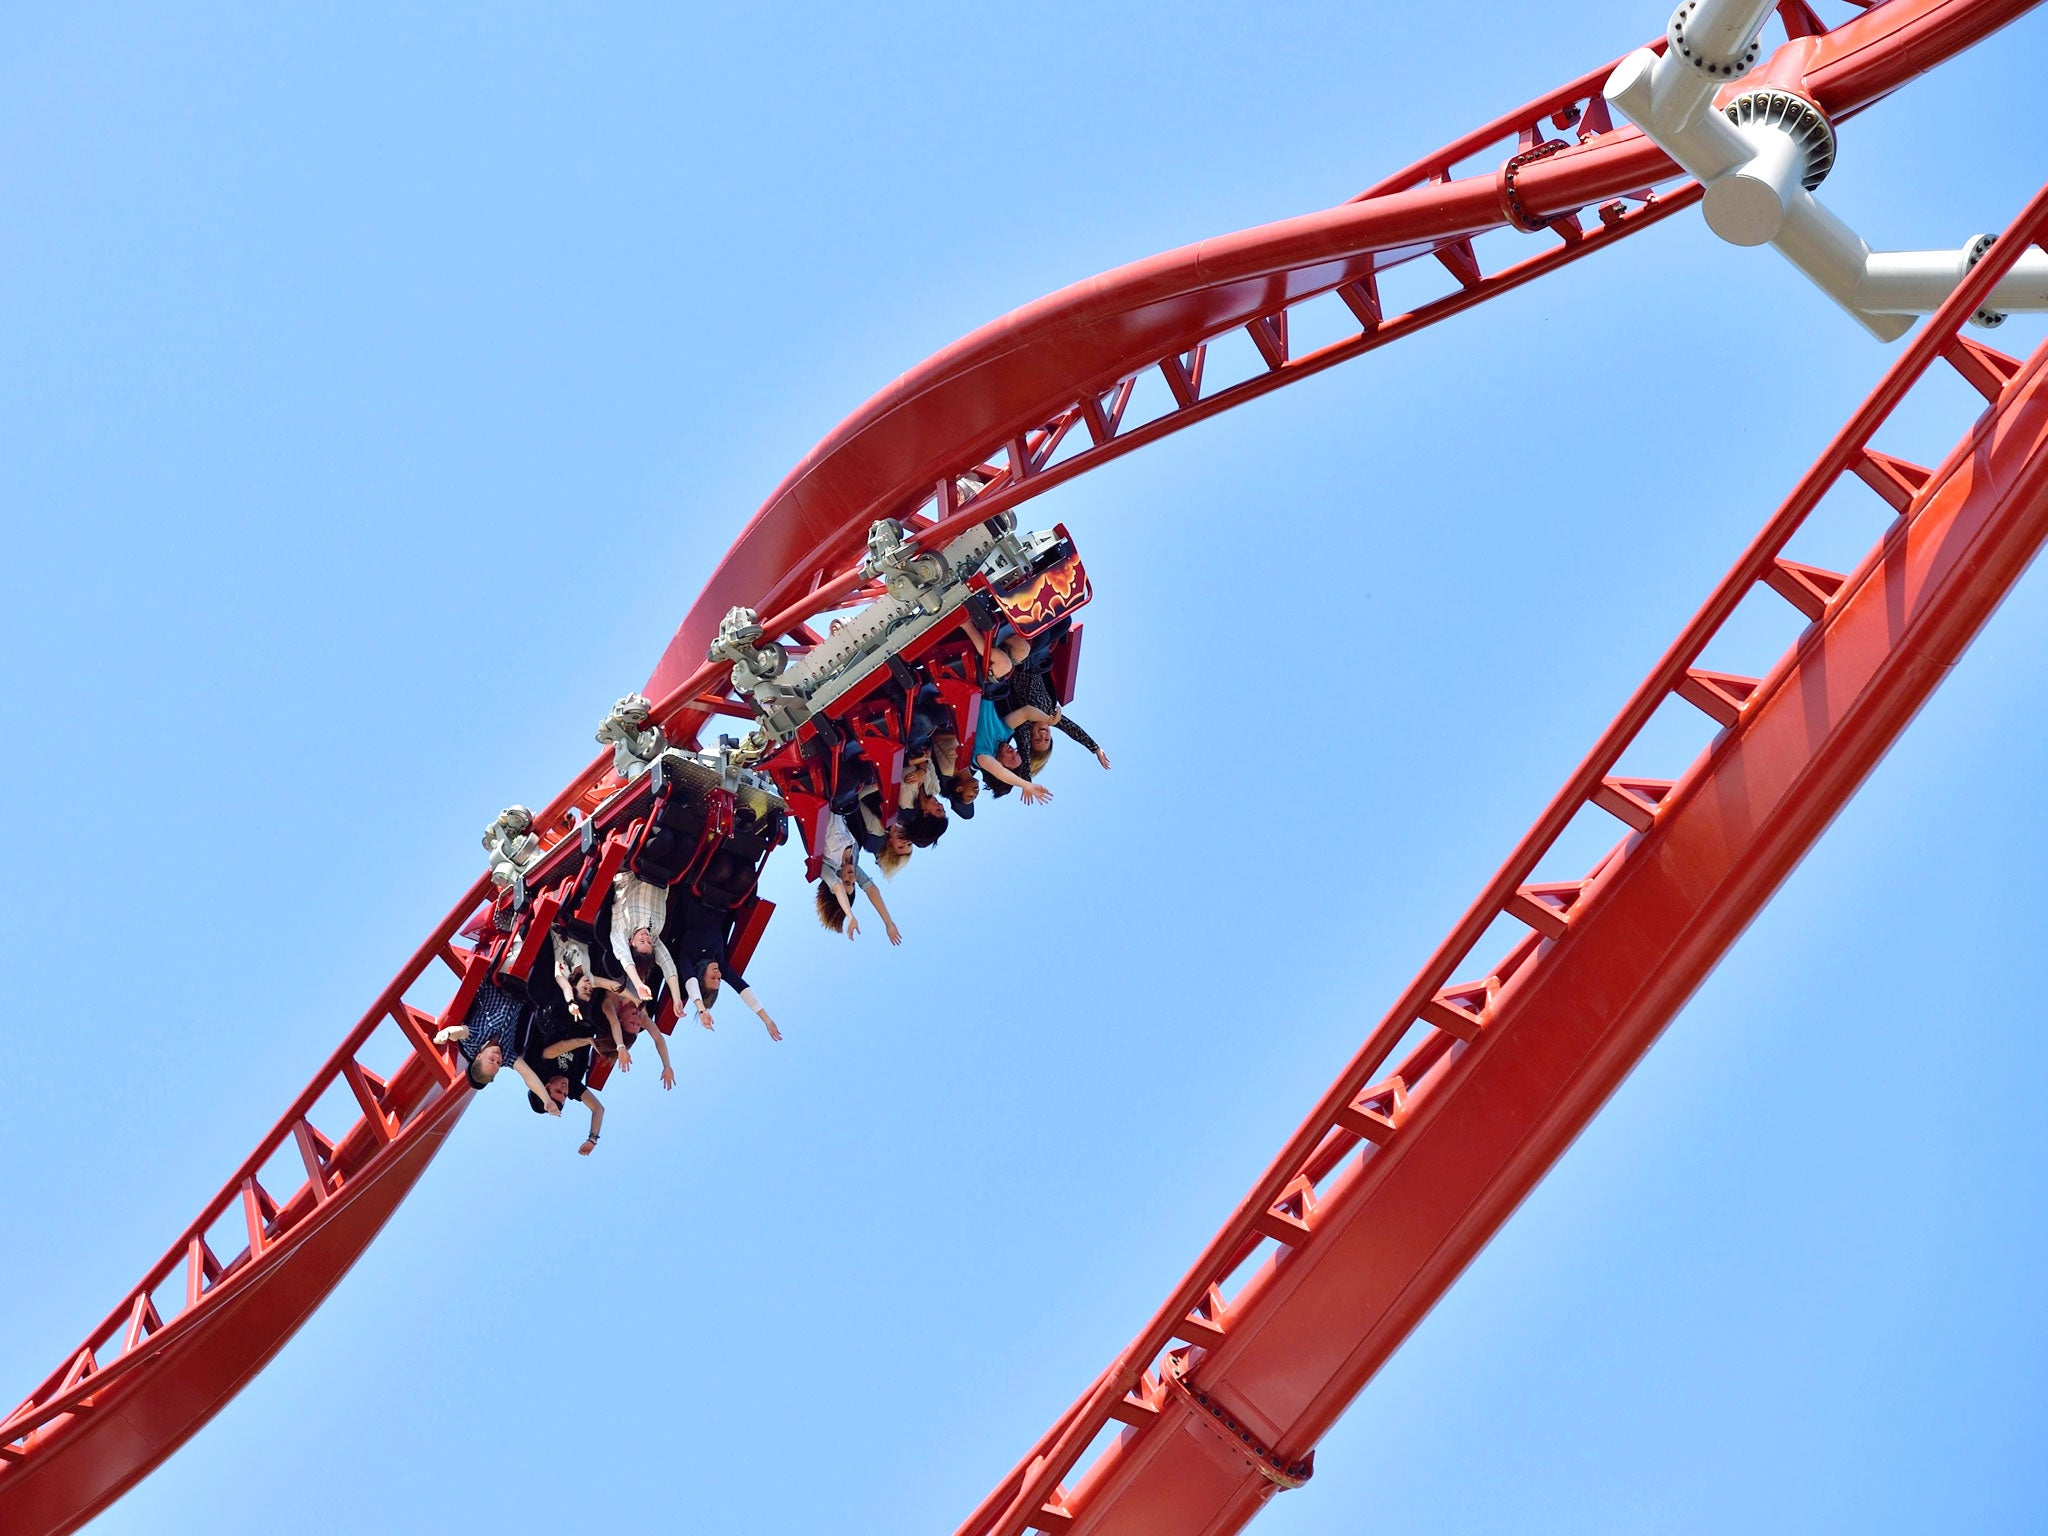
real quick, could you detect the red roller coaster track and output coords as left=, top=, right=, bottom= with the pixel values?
left=3, top=3, right=2042, bottom=1532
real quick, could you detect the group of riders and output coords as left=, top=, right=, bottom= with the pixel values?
left=441, top=587, right=1109, bottom=1157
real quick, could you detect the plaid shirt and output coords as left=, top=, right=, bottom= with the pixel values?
left=610, top=872, right=683, bottom=1002
left=461, top=981, right=526, bottom=1063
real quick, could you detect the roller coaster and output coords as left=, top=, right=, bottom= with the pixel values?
left=7, top=0, right=2048, bottom=1531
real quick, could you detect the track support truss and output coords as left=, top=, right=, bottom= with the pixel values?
left=955, top=179, right=2048, bottom=1536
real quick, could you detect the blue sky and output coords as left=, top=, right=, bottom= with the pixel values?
left=4, top=4, right=2047, bottom=1532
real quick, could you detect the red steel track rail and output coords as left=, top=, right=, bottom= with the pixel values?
left=641, top=0, right=2038, bottom=712
left=0, top=880, right=489, bottom=1535
left=955, top=186, right=2048, bottom=1536
left=0, top=3, right=2036, bottom=1531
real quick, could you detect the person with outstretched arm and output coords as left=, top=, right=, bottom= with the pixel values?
left=598, top=989, right=677, bottom=1091
left=815, top=812, right=904, bottom=944
left=672, top=891, right=783, bottom=1041
left=522, top=1000, right=608, bottom=1156
left=973, top=693, right=1052, bottom=804
left=435, top=978, right=554, bottom=1099
left=686, top=954, right=781, bottom=1042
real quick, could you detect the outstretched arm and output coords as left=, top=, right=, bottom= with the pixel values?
left=600, top=993, right=628, bottom=1067
left=645, top=1018, right=676, bottom=1090
left=1052, top=712, right=1110, bottom=767
left=977, top=752, right=1052, bottom=804
left=652, top=938, right=685, bottom=1015
left=578, top=1090, right=605, bottom=1155
left=553, top=958, right=581, bottom=1015
left=853, top=867, right=902, bottom=945
left=513, top=1055, right=557, bottom=1114
left=610, top=921, right=650, bottom=1003
left=738, top=986, right=782, bottom=1043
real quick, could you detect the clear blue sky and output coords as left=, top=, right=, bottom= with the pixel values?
left=4, top=4, right=2047, bottom=1532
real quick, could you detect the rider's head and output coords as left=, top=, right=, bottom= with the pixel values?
left=465, top=1040, right=504, bottom=1089
left=1028, top=724, right=1053, bottom=776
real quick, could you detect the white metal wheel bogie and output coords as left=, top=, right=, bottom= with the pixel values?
left=1606, top=6, right=2048, bottom=338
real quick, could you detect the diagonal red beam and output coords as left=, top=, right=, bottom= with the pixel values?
left=961, top=177, right=2048, bottom=1536
left=0, top=1085, right=472, bottom=1536
left=1058, top=324, right=2048, bottom=1536
left=643, top=0, right=2039, bottom=708
left=8, top=8, right=2040, bottom=1536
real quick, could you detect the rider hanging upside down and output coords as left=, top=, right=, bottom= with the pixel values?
left=988, top=637, right=1111, bottom=781
left=436, top=978, right=553, bottom=1099
left=910, top=681, right=978, bottom=818
left=559, top=954, right=677, bottom=1092
left=595, top=989, right=676, bottom=1090
left=973, top=691, right=1051, bottom=804
left=609, top=869, right=687, bottom=1010
left=815, top=809, right=904, bottom=943
left=833, top=746, right=919, bottom=876
left=521, top=992, right=606, bottom=1155
left=965, top=619, right=1108, bottom=798
left=894, top=741, right=951, bottom=849
left=671, top=889, right=783, bottom=1041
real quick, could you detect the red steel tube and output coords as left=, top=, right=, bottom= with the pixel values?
left=963, top=185, right=2048, bottom=1536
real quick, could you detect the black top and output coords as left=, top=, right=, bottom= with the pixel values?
left=1003, top=666, right=1100, bottom=770
left=668, top=892, right=752, bottom=995
left=523, top=1001, right=593, bottom=1108
left=670, top=893, right=731, bottom=968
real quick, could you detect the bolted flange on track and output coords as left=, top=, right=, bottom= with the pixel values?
left=1667, top=0, right=1761, bottom=78
left=1724, top=87, right=1835, bottom=189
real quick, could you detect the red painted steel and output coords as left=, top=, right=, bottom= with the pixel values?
left=1, top=3, right=2037, bottom=1532
left=0, top=881, right=488, bottom=1534
left=641, top=0, right=2035, bottom=709
left=956, top=191, right=2048, bottom=1536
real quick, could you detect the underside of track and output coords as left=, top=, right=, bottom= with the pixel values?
left=2, top=3, right=2042, bottom=1533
